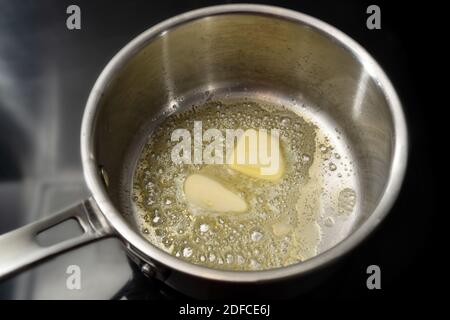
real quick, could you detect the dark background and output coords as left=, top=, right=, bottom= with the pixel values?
left=0, top=0, right=441, bottom=300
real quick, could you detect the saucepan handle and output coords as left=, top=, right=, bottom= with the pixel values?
left=0, top=198, right=113, bottom=280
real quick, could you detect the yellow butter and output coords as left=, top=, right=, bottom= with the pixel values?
left=184, top=174, right=248, bottom=213
left=228, top=129, right=285, bottom=181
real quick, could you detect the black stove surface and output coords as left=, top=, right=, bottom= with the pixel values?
left=0, top=0, right=440, bottom=300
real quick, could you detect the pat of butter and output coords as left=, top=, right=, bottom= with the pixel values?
left=184, top=174, right=248, bottom=213
left=229, top=129, right=285, bottom=181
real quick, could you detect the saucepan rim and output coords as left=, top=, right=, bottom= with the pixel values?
left=80, top=4, right=408, bottom=283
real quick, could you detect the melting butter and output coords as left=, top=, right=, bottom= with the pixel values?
left=131, top=100, right=357, bottom=271
left=229, top=129, right=285, bottom=181
left=184, top=174, right=248, bottom=214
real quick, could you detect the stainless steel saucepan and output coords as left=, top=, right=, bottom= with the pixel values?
left=0, top=4, right=408, bottom=298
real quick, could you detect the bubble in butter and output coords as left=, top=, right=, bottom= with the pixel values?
left=184, top=173, right=248, bottom=214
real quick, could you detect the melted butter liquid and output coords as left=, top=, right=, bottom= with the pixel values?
left=132, top=99, right=356, bottom=270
